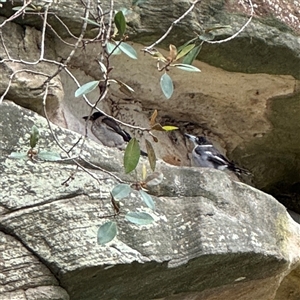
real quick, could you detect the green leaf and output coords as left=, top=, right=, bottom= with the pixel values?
left=97, top=221, right=117, bottom=245
left=176, top=44, right=195, bottom=60
left=114, top=11, right=126, bottom=37
left=30, top=125, right=39, bottom=148
left=177, top=37, right=198, bottom=53
left=162, top=125, right=178, bottom=131
left=145, top=139, right=156, bottom=172
left=8, top=152, right=28, bottom=159
left=145, top=172, right=164, bottom=186
left=125, top=212, right=154, bottom=225
left=139, top=190, right=155, bottom=210
left=199, top=32, right=215, bottom=41
left=80, top=17, right=101, bottom=27
left=173, top=64, right=201, bottom=72
left=106, top=42, right=121, bottom=55
left=124, top=138, right=140, bottom=174
left=160, top=73, right=173, bottom=99
left=98, top=61, right=107, bottom=73
left=111, top=184, right=131, bottom=200
left=205, top=25, right=231, bottom=32
left=75, top=80, right=99, bottom=97
left=118, top=42, right=138, bottom=59
left=182, top=44, right=202, bottom=65
left=38, top=151, right=61, bottom=161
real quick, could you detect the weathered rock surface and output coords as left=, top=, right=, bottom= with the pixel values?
left=0, top=0, right=300, bottom=204
left=1, top=101, right=300, bottom=300
left=1, top=0, right=300, bottom=299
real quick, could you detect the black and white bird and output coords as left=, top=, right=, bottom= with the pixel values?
left=185, top=134, right=250, bottom=175
left=83, top=112, right=147, bottom=156
left=83, top=112, right=132, bottom=150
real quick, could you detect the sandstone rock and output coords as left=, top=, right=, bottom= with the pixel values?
left=1, top=101, right=300, bottom=300
left=1, top=0, right=300, bottom=299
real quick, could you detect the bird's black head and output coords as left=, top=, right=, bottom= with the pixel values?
left=185, top=134, right=211, bottom=146
left=83, top=111, right=104, bottom=121
left=195, top=136, right=210, bottom=145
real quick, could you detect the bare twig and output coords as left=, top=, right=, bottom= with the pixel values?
left=207, top=0, right=254, bottom=44
left=42, top=0, right=91, bottom=86
left=0, top=69, right=50, bottom=104
left=105, top=0, right=114, bottom=43
left=0, top=0, right=33, bottom=28
left=143, top=0, right=201, bottom=52
left=41, top=82, right=118, bottom=186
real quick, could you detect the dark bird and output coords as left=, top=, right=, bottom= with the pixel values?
left=185, top=134, right=250, bottom=175
left=83, top=112, right=147, bottom=156
left=83, top=112, right=131, bottom=149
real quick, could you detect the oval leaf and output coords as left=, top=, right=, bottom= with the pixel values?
left=182, top=45, right=202, bottom=65
left=142, top=163, right=147, bottom=181
left=125, top=212, right=154, bottom=225
left=38, top=151, right=61, bottom=161
left=8, top=152, right=28, bottom=159
left=75, top=80, right=100, bottom=97
left=199, top=32, right=215, bottom=41
left=97, top=221, right=117, bottom=245
left=150, top=110, right=158, bottom=127
left=80, top=17, right=101, bottom=27
left=118, top=42, right=137, bottom=59
left=160, top=73, right=173, bottom=99
left=176, top=44, right=195, bottom=60
left=162, top=125, right=178, bottom=131
left=145, top=139, right=156, bottom=172
left=114, top=11, right=126, bottom=37
left=139, top=190, right=155, bottom=210
left=30, top=125, right=39, bottom=148
left=205, top=25, right=231, bottom=32
left=168, top=44, right=177, bottom=62
left=106, top=42, right=121, bottom=55
left=124, top=138, right=140, bottom=174
left=98, top=61, right=107, bottom=73
left=111, top=184, right=131, bottom=200
left=173, top=64, right=201, bottom=72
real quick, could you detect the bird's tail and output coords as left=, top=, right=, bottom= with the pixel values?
left=228, top=163, right=251, bottom=175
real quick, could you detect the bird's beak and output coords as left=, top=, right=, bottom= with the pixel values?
left=82, top=116, right=89, bottom=121
left=184, top=133, right=197, bottom=141
left=184, top=133, right=198, bottom=146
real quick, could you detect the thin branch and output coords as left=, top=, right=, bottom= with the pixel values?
left=0, top=69, right=50, bottom=104
left=0, top=0, right=33, bottom=28
left=80, top=157, right=125, bottom=183
left=44, top=19, right=77, bottom=47
left=39, top=3, right=50, bottom=60
left=143, top=0, right=201, bottom=51
left=52, top=14, right=80, bottom=40
left=41, top=82, right=107, bottom=186
left=0, top=30, right=12, bottom=60
left=105, top=0, right=114, bottom=43
left=207, top=0, right=254, bottom=44
left=42, top=0, right=91, bottom=86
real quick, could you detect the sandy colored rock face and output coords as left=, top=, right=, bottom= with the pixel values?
left=1, top=0, right=300, bottom=299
